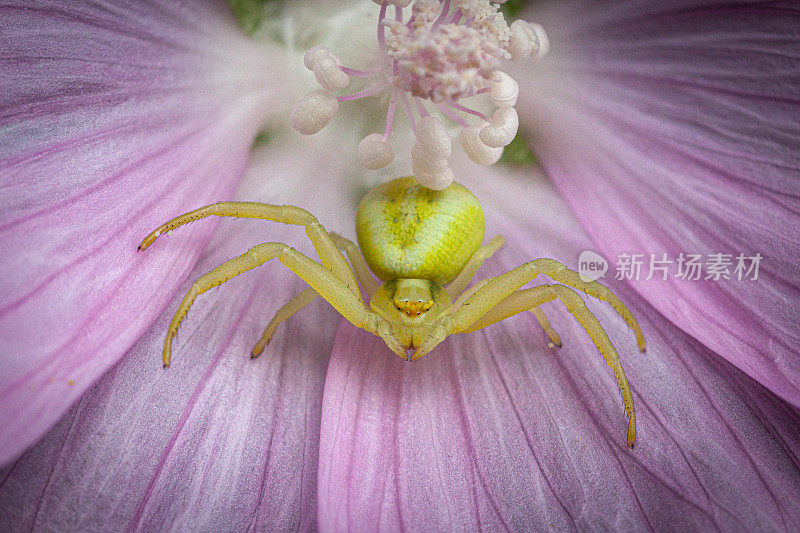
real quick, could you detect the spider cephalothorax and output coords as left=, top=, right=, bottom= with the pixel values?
left=139, top=177, right=645, bottom=446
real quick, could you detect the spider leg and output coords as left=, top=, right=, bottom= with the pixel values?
left=458, top=284, right=636, bottom=447
left=138, top=201, right=359, bottom=295
left=446, top=235, right=505, bottom=298
left=533, top=259, right=645, bottom=351
left=329, top=232, right=380, bottom=297
left=251, top=287, right=318, bottom=358
left=531, top=307, right=561, bottom=347
left=252, top=233, right=381, bottom=356
left=450, top=278, right=560, bottom=346
left=450, top=257, right=645, bottom=352
left=163, top=242, right=375, bottom=367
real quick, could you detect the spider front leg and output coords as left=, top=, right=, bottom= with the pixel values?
left=160, top=242, right=374, bottom=367
left=450, top=258, right=644, bottom=447
left=534, top=259, right=646, bottom=352
left=451, top=258, right=645, bottom=352
left=459, top=283, right=637, bottom=447
left=138, top=201, right=359, bottom=295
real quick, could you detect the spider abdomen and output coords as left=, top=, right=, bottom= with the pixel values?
left=356, top=177, right=485, bottom=284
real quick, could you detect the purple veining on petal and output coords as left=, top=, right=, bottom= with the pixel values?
left=0, top=140, right=355, bottom=529
left=515, top=0, right=800, bottom=406
left=0, top=1, right=296, bottom=464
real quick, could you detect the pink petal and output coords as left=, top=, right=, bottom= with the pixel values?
left=318, top=160, right=800, bottom=530
left=515, top=2, right=800, bottom=405
left=0, top=2, right=296, bottom=463
left=0, top=140, right=355, bottom=528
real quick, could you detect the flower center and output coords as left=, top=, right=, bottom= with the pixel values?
left=290, top=0, right=548, bottom=190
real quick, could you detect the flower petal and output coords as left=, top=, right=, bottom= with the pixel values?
left=0, top=140, right=355, bottom=529
left=0, top=1, right=296, bottom=463
left=515, top=1, right=800, bottom=405
left=318, top=160, right=800, bottom=530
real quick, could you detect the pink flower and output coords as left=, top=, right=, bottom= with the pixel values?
left=1, top=0, right=798, bottom=530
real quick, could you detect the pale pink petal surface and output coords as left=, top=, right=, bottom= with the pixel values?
left=0, top=1, right=294, bottom=463
left=0, top=140, right=355, bottom=529
left=516, top=1, right=800, bottom=405
left=318, top=159, right=800, bottom=531
left=2, top=1, right=799, bottom=530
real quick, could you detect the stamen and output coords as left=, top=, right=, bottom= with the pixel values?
left=290, top=0, right=549, bottom=181
left=339, top=66, right=384, bottom=78
left=359, top=134, right=394, bottom=169
left=412, top=115, right=454, bottom=190
left=377, top=2, right=388, bottom=52
left=446, top=100, right=488, bottom=122
left=488, top=71, right=519, bottom=107
left=291, top=90, right=338, bottom=135
left=337, top=83, right=386, bottom=102
left=399, top=92, right=417, bottom=133
left=459, top=125, right=502, bottom=165
left=479, top=106, right=518, bottom=147
left=415, top=98, right=430, bottom=117
left=435, top=102, right=469, bottom=128
left=384, top=92, right=399, bottom=140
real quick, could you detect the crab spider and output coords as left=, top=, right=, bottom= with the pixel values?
left=139, top=177, right=646, bottom=447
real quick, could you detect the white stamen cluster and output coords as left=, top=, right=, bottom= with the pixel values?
left=384, top=21, right=506, bottom=102
left=290, top=0, right=548, bottom=190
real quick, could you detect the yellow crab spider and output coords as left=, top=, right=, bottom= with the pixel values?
left=139, top=177, right=646, bottom=447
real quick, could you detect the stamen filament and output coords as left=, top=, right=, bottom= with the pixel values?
left=384, top=92, right=398, bottom=140
left=291, top=0, right=549, bottom=173
left=377, top=2, right=388, bottom=53
left=337, top=83, right=386, bottom=102
left=435, top=102, right=469, bottom=127
left=339, top=66, right=384, bottom=78
left=399, top=92, right=417, bottom=133
left=415, top=98, right=429, bottom=117
left=446, top=100, right=488, bottom=121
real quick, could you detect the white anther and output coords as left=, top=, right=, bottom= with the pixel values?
left=290, top=90, right=339, bottom=135
left=304, top=46, right=336, bottom=70
left=411, top=143, right=454, bottom=190
left=304, top=46, right=349, bottom=92
left=415, top=168, right=455, bottom=190
left=371, top=0, right=412, bottom=7
left=459, top=126, right=503, bottom=166
left=531, top=23, right=549, bottom=58
left=488, top=71, right=518, bottom=107
left=314, top=55, right=350, bottom=91
left=479, top=107, right=519, bottom=148
left=358, top=134, right=394, bottom=169
left=415, top=115, right=452, bottom=160
left=508, top=20, right=549, bottom=61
